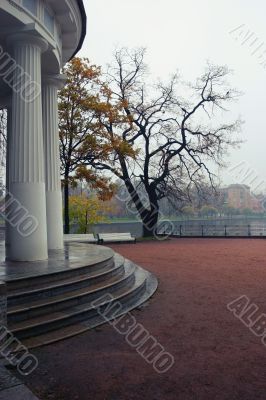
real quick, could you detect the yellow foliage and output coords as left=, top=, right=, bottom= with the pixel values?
left=69, top=195, right=112, bottom=234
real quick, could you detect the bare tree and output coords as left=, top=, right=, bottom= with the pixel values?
left=90, top=48, right=242, bottom=237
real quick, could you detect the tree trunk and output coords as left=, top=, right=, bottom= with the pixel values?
left=142, top=209, right=159, bottom=238
left=84, top=210, right=88, bottom=234
left=64, top=178, right=70, bottom=234
left=122, top=175, right=159, bottom=238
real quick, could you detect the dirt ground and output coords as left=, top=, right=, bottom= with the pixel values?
left=17, top=239, right=266, bottom=400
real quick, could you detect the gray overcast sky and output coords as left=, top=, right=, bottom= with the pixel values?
left=79, top=0, right=266, bottom=190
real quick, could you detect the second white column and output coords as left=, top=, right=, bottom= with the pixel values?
left=42, top=76, right=64, bottom=250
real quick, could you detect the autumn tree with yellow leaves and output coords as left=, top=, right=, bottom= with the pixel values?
left=69, top=195, right=110, bottom=234
left=59, top=58, right=115, bottom=233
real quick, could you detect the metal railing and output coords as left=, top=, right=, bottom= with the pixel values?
left=156, top=223, right=266, bottom=237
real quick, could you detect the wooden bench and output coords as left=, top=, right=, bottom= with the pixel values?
left=64, top=234, right=98, bottom=244
left=97, top=233, right=136, bottom=244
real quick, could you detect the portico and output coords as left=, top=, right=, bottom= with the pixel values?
left=0, top=0, right=158, bottom=350
left=0, top=0, right=86, bottom=261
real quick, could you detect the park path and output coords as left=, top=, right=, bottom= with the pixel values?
left=16, top=239, right=266, bottom=399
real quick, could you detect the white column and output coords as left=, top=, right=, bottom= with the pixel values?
left=42, top=76, right=64, bottom=250
left=6, top=34, right=48, bottom=261
left=0, top=282, right=7, bottom=327
left=5, top=106, right=11, bottom=250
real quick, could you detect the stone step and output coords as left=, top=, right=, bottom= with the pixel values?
left=8, top=263, right=148, bottom=341
left=7, top=254, right=125, bottom=306
left=3, top=243, right=158, bottom=348
left=7, top=261, right=135, bottom=322
left=21, top=270, right=158, bottom=350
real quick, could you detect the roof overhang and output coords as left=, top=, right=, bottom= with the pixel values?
left=71, top=0, right=87, bottom=60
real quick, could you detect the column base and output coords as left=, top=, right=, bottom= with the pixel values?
left=6, top=183, right=48, bottom=261
left=46, top=191, right=64, bottom=250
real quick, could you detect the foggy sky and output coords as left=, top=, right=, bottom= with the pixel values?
left=79, top=0, right=266, bottom=192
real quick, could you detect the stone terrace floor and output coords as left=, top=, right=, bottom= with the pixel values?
left=11, top=238, right=266, bottom=400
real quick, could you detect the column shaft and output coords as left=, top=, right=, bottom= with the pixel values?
left=42, top=79, right=63, bottom=249
left=6, top=35, right=48, bottom=261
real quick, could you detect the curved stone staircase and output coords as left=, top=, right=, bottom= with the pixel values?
left=4, top=243, right=157, bottom=349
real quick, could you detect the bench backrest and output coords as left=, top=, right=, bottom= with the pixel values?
left=98, top=233, right=134, bottom=238
left=64, top=234, right=96, bottom=240
left=76, top=234, right=96, bottom=239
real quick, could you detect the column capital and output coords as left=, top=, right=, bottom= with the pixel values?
left=7, top=33, right=48, bottom=53
left=42, top=74, right=67, bottom=90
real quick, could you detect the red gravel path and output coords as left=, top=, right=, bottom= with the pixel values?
left=19, top=239, right=266, bottom=399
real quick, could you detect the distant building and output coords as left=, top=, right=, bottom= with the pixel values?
left=220, top=184, right=263, bottom=212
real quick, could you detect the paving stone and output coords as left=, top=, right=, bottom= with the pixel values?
left=0, top=385, right=39, bottom=400
left=0, top=365, right=20, bottom=391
